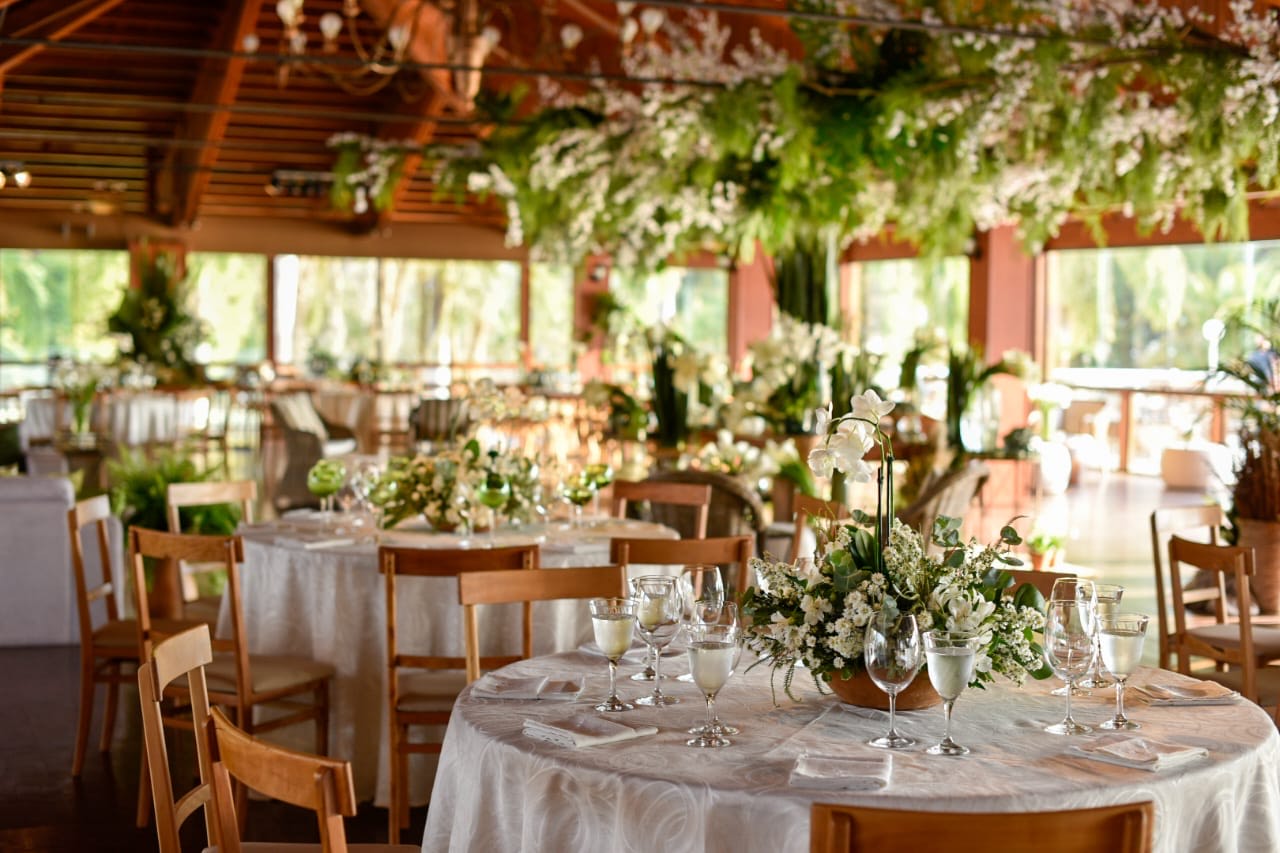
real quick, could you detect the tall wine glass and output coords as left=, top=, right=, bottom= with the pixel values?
left=923, top=630, right=979, bottom=756
left=307, top=459, right=346, bottom=530
left=477, top=471, right=510, bottom=548
left=1043, top=598, right=1096, bottom=735
left=1079, top=583, right=1124, bottom=689
left=687, top=603, right=739, bottom=736
left=632, top=575, right=682, bottom=707
left=589, top=597, right=637, bottom=712
left=1048, top=578, right=1094, bottom=697
left=865, top=611, right=923, bottom=749
left=584, top=461, right=614, bottom=518
left=1098, top=612, right=1149, bottom=731
left=562, top=474, right=596, bottom=528
left=673, top=565, right=725, bottom=685
left=685, top=622, right=742, bottom=748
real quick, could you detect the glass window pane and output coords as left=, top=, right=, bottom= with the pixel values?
left=274, top=255, right=379, bottom=368
left=382, top=259, right=522, bottom=366
left=529, top=264, right=575, bottom=370
left=611, top=266, right=729, bottom=353
left=186, top=252, right=267, bottom=364
left=842, top=257, right=968, bottom=371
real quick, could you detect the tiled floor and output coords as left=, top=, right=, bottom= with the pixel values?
left=0, top=469, right=1222, bottom=850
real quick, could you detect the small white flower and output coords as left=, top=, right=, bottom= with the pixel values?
left=850, top=390, right=894, bottom=424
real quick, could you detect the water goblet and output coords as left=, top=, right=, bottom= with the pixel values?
left=562, top=474, right=596, bottom=528
left=476, top=471, right=510, bottom=548
left=584, top=461, right=614, bottom=517
left=865, top=611, right=923, bottom=749
left=589, top=597, right=637, bottom=712
left=672, top=565, right=725, bottom=685
left=686, top=602, right=740, bottom=736
left=1079, top=583, right=1125, bottom=689
left=632, top=576, right=682, bottom=707
left=923, top=629, right=979, bottom=756
left=307, top=459, right=346, bottom=530
left=1098, top=612, right=1149, bottom=731
left=685, top=622, right=742, bottom=748
left=1043, top=598, right=1096, bottom=735
left=1047, top=578, right=1094, bottom=698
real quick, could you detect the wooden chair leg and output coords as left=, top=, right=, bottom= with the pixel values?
left=315, top=682, right=329, bottom=756
left=72, top=657, right=95, bottom=776
left=399, top=739, right=411, bottom=830
left=135, top=756, right=152, bottom=828
left=99, top=671, right=120, bottom=754
left=235, top=704, right=251, bottom=838
left=388, top=724, right=400, bottom=844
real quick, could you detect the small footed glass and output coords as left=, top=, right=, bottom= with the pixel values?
left=1098, top=612, right=1149, bottom=731
left=864, top=611, right=923, bottom=749
left=923, top=629, right=979, bottom=756
left=1044, top=598, right=1095, bottom=735
left=589, top=597, right=637, bottom=712
left=685, top=622, right=742, bottom=748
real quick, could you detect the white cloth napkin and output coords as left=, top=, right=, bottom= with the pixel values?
left=302, top=537, right=355, bottom=551
left=1071, top=734, right=1208, bottom=771
left=472, top=674, right=583, bottom=701
left=522, top=714, right=658, bottom=748
left=1133, top=680, right=1239, bottom=706
left=789, top=753, right=892, bottom=791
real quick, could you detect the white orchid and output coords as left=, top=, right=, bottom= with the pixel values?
left=849, top=389, right=895, bottom=425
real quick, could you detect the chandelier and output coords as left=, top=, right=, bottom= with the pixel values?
left=253, top=0, right=502, bottom=107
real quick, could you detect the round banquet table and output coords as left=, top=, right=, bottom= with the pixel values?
left=421, top=651, right=1280, bottom=853
left=219, top=516, right=678, bottom=806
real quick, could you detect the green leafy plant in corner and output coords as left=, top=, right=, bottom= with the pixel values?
left=106, top=252, right=206, bottom=386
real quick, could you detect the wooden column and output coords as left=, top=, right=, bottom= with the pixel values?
left=728, top=246, right=775, bottom=368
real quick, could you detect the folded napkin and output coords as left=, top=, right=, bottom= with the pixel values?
left=471, top=674, right=583, bottom=701
left=1133, top=680, right=1239, bottom=706
left=302, top=537, right=355, bottom=551
left=1071, top=735, right=1207, bottom=772
left=789, top=753, right=892, bottom=791
left=523, top=714, right=658, bottom=748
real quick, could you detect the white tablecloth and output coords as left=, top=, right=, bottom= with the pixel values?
left=221, top=517, right=679, bottom=805
left=422, top=654, right=1280, bottom=853
left=20, top=391, right=208, bottom=446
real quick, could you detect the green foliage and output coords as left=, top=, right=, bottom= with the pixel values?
left=106, top=253, right=206, bottom=385
left=108, top=450, right=241, bottom=536
left=771, top=239, right=829, bottom=326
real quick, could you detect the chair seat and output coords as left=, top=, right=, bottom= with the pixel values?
left=1186, top=623, right=1280, bottom=658
left=205, top=844, right=420, bottom=852
left=206, top=652, right=335, bottom=697
left=93, top=617, right=203, bottom=653
left=1193, top=664, right=1280, bottom=704
left=396, top=670, right=468, bottom=713
left=183, top=595, right=224, bottom=627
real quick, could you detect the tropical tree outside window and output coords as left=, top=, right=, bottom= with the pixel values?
left=529, top=264, right=576, bottom=370
left=611, top=266, right=729, bottom=354
left=0, top=249, right=129, bottom=388
left=186, top=252, right=267, bottom=365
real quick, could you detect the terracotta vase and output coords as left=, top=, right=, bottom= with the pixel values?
left=1239, top=519, right=1280, bottom=615
left=825, top=669, right=942, bottom=710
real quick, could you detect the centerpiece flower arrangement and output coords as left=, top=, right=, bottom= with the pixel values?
left=52, top=361, right=111, bottom=435
left=742, top=391, right=1050, bottom=704
left=736, top=314, right=843, bottom=435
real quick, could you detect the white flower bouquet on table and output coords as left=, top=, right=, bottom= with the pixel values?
left=741, top=391, right=1051, bottom=700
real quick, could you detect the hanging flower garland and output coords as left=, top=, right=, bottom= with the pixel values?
left=327, top=133, right=414, bottom=216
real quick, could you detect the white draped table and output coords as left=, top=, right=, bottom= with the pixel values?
left=222, top=517, right=678, bottom=805
left=422, top=652, right=1280, bottom=853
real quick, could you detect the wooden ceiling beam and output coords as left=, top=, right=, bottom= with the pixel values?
left=168, top=0, right=265, bottom=226
left=0, top=0, right=128, bottom=77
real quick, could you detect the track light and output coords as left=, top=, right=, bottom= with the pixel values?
left=0, top=161, right=31, bottom=189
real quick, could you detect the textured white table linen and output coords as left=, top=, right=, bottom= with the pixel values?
left=21, top=391, right=206, bottom=446
left=421, top=654, right=1280, bottom=853
left=220, top=517, right=678, bottom=805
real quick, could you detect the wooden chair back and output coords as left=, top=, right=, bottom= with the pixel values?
left=206, top=707, right=356, bottom=853
left=611, top=479, right=712, bottom=539
left=896, top=462, right=989, bottom=550
left=1000, top=568, right=1076, bottom=600
left=1168, top=535, right=1260, bottom=699
left=610, top=535, right=755, bottom=594
left=1150, top=504, right=1223, bottom=669
left=136, top=625, right=218, bottom=853
left=809, top=801, right=1154, bottom=853
left=790, top=494, right=851, bottom=561
left=68, top=495, right=121, bottom=641
left=457, top=565, right=628, bottom=682
left=166, top=480, right=257, bottom=533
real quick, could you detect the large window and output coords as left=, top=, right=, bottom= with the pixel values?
left=186, top=252, right=267, bottom=365
left=841, top=256, right=969, bottom=372
left=529, top=264, right=575, bottom=370
left=0, top=249, right=130, bottom=388
left=612, top=266, right=730, bottom=354
left=274, top=255, right=521, bottom=370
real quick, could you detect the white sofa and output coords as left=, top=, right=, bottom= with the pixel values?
left=0, top=476, right=121, bottom=647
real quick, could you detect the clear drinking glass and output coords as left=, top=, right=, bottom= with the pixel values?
left=632, top=575, right=681, bottom=707
left=674, top=565, right=725, bottom=685
left=1098, top=612, right=1149, bottom=731
left=687, top=603, right=739, bottom=736
left=865, top=611, right=923, bottom=749
left=685, top=622, right=742, bottom=748
left=923, top=629, right=979, bottom=756
left=584, top=461, right=614, bottom=517
left=1048, top=578, right=1094, bottom=697
left=562, top=474, right=596, bottom=528
left=1044, top=598, right=1096, bottom=735
left=589, top=597, right=637, bottom=712
left=1079, top=583, right=1124, bottom=689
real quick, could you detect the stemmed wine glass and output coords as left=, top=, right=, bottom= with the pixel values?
left=1048, top=578, right=1094, bottom=697
left=672, top=565, right=725, bottom=685
left=686, top=602, right=739, bottom=736
left=632, top=575, right=682, bottom=707
left=1079, top=583, right=1124, bottom=689
left=685, top=622, right=742, bottom=748
left=584, top=461, right=614, bottom=518
left=1043, top=598, right=1096, bottom=735
left=589, top=597, right=637, bottom=712
left=1098, top=612, right=1149, bottom=731
left=923, top=630, right=979, bottom=756
left=307, top=459, right=346, bottom=531
left=562, top=473, right=596, bottom=528
left=476, top=470, right=511, bottom=548
left=865, top=610, right=923, bottom=749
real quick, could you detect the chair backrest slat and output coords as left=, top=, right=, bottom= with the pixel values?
left=999, top=568, right=1076, bottom=600
left=611, top=479, right=712, bottom=539
left=610, top=535, right=755, bottom=593
left=791, top=495, right=850, bottom=561
left=1149, top=504, right=1224, bottom=669
left=166, top=480, right=256, bottom=533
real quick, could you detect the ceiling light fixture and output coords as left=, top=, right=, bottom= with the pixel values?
left=0, top=161, right=31, bottom=189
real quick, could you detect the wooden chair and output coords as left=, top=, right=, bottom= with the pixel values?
left=790, top=494, right=851, bottom=562
left=166, top=479, right=257, bottom=622
left=647, top=468, right=766, bottom=546
left=136, top=625, right=219, bottom=853
left=1000, top=568, right=1076, bottom=600
left=131, top=527, right=334, bottom=828
left=611, top=479, right=712, bottom=539
left=809, top=801, right=1154, bottom=853
left=1167, top=535, right=1280, bottom=704
left=1150, top=505, right=1226, bottom=670
left=378, top=543, right=538, bottom=843
left=458, top=565, right=628, bottom=682
left=205, top=707, right=416, bottom=853
left=610, top=535, right=755, bottom=595
left=897, top=461, right=989, bottom=552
